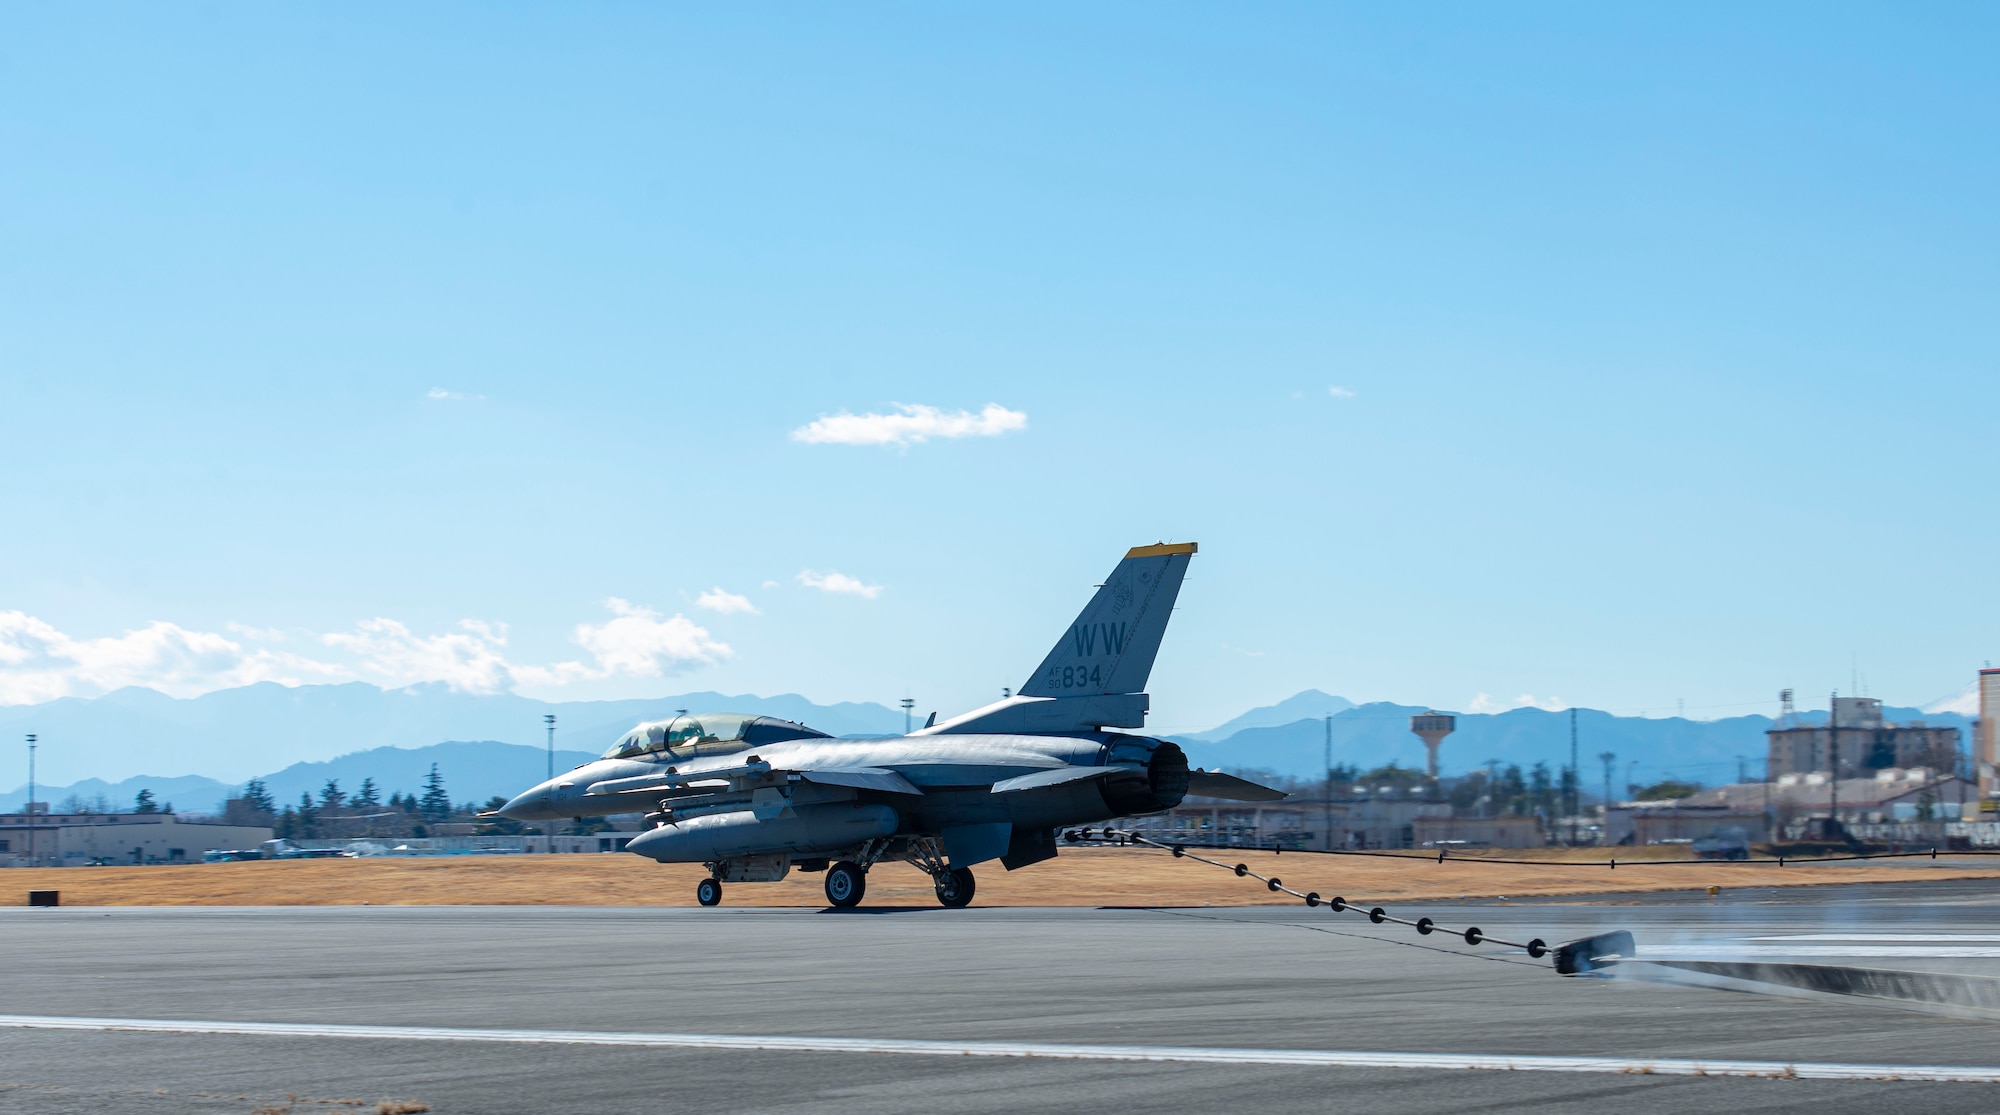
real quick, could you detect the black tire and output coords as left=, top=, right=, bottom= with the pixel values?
left=696, top=878, right=722, bottom=907
left=935, top=867, right=975, bottom=909
left=825, top=861, right=867, bottom=908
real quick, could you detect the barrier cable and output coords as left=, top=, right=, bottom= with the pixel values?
left=1063, top=827, right=1557, bottom=962
left=1075, top=835, right=1997, bottom=869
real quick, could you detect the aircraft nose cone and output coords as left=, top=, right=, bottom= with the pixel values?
left=497, top=786, right=549, bottom=820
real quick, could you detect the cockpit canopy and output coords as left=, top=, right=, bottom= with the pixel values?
left=602, top=713, right=832, bottom=760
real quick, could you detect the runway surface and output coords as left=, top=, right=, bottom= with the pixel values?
left=9, top=879, right=2000, bottom=1113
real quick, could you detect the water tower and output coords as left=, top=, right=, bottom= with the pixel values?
left=1411, top=712, right=1455, bottom=781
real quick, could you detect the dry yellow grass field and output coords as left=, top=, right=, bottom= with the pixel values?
left=10, top=847, right=2000, bottom=908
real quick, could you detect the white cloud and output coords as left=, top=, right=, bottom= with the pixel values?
left=426, top=387, right=485, bottom=401
left=797, top=570, right=884, bottom=599
left=694, top=587, right=759, bottom=615
left=760, top=580, right=780, bottom=590
left=0, top=611, right=346, bottom=705
left=321, top=618, right=518, bottom=693
left=1221, top=643, right=1266, bottom=658
left=224, top=622, right=289, bottom=642
left=790, top=403, right=1027, bottom=448
left=0, top=600, right=730, bottom=706
left=1925, top=682, right=1978, bottom=716
left=1327, top=386, right=1356, bottom=398
left=545, top=598, right=731, bottom=683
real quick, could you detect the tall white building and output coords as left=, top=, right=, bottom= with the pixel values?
left=1980, top=668, right=2000, bottom=796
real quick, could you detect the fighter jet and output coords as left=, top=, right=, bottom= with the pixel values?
left=496, top=543, right=1283, bottom=908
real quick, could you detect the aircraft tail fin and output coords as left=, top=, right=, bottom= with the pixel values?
left=1019, top=543, right=1195, bottom=699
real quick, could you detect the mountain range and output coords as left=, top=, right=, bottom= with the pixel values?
left=1170, top=697, right=1975, bottom=792
left=0, top=683, right=1976, bottom=814
left=1177, top=689, right=1356, bottom=742
left=0, top=681, right=905, bottom=785
left=0, top=741, right=604, bottom=817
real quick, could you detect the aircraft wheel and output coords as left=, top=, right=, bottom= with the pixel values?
left=934, top=867, right=975, bottom=909
left=825, top=861, right=867, bottom=908
left=696, top=878, right=722, bottom=907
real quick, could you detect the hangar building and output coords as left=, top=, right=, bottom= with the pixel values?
left=0, top=811, right=273, bottom=868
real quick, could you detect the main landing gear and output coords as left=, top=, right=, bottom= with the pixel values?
left=696, top=877, right=722, bottom=906
left=824, top=861, right=867, bottom=908
left=934, top=867, right=975, bottom=909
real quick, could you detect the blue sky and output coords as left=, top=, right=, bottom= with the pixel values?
left=1, top=3, right=1994, bottom=740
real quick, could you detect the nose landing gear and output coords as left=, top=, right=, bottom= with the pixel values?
left=934, top=867, right=975, bottom=909
left=696, top=877, right=722, bottom=907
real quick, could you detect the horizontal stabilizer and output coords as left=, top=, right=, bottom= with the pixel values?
left=799, top=768, right=924, bottom=795
left=990, top=765, right=1141, bottom=794
left=1185, top=770, right=1287, bottom=801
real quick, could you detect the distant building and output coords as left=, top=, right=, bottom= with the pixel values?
left=1682, top=770, right=1972, bottom=824
left=0, top=812, right=274, bottom=868
left=1617, top=804, right=1773, bottom=846
left=1602, top=769, right=1974, bottom=847
left=1118, top=795, right=1456, bottom=851
left=1412, top=815, right=1545, bottom=850
left=1979, top=668, right=2000, bottom=796
left=1766, top=696, right=1960, bottom=779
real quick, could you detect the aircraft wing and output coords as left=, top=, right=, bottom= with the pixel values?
left=1185, top=770, right=1288, bottom=802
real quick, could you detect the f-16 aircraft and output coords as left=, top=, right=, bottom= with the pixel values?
left=496, top=543, right=1283, bottom=908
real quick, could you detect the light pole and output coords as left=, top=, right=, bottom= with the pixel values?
left=541, top=714, right=558, bottom=846
left=1828, top=690, right=1840, bottom=838
left=25, top=734, right=36, bottom=868
left=1568, top=708, right=1579, bottom=847
left=1323, top=714, right=1333, bottom=851
left=1598, top=751, right=1615, bottom=845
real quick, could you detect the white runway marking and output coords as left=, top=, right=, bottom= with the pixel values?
left=1649, top=945, right=2000, bottom=959
left=0, top=1014, right=1995, bottom=1082
left=1748, top=934, right=2000, bottom=943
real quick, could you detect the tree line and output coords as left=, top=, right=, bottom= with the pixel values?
left=219, top=762, right=502, bottom=839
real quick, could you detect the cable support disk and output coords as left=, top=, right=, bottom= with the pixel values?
left=1062, top=828, right=1636, bottom=975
